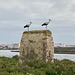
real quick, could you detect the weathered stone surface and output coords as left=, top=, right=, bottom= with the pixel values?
left=19, top=30, right=54, bottom=63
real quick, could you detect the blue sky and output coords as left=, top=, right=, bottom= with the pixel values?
left=0, top=0, right=75, bottom=44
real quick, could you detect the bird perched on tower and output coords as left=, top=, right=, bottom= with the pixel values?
left=24, top=22, right=32, bottom=31
left=42, top=19, right=51, bottom=29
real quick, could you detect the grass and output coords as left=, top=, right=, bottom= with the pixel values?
left=0, top=55, right=75, bottom=75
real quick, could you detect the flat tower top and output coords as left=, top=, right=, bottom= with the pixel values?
left=23, top=30, right=52, bottom=34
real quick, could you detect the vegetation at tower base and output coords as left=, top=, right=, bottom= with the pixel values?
left=0, top=56, right=75, bottom=75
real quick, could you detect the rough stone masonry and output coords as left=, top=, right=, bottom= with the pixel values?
left=19, top=30, right=54, bottom=63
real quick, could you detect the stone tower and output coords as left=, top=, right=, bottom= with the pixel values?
left=19, top=30, right=54, bottom=63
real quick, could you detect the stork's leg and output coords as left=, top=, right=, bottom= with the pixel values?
left=28, top=27, right=29, bottom=31
left=46, top=25, right=47, bottom=30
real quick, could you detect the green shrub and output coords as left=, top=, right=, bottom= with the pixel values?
left=0, top=56, right=75, bottom=75
left=8, top=73, right=24, bottom=75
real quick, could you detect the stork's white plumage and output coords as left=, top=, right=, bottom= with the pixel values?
left=42, top=19, right=51, bottom=29
left=24, top=22, right=32, bottom=31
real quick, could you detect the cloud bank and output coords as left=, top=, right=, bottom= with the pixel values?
left=0, top=0, right=75, bottom=44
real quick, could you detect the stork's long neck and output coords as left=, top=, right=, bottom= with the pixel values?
left=30, top=22, right=32, bottom=24
left=47, top=20, right=50, bottom=24
left=49, top=19, right=50, bottom=23
left=29, top=22, right=32, bottom=26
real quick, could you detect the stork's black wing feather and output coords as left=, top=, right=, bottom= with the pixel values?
left=24, top=25, right=29, bottom=28
left=42, top=23, right=47, bottom=26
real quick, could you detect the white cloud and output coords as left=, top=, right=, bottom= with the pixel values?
left=0, top=0, right=75, bottom=20
left=0, top=0, right=25, bottom=10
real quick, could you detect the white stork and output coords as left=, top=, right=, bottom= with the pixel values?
left=42, top=19, right=51, bottom=29
left=24, top=22, right=32, bottom=31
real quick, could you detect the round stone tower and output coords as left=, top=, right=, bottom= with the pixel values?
left=19, top=30, right=54, bottom=63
